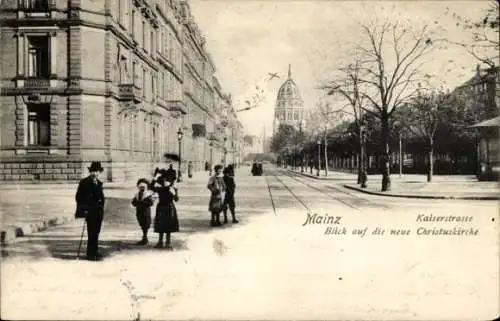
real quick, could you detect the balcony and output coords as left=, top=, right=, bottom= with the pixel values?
left=166, top=100, right=187, bottom=114
left=118, top=84, right=142, bottom=102
left=24, top=78, right=50, bottom=89
left=207, top=132, right=218, bottom=142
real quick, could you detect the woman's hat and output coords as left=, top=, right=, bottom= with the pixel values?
left=88, top=161, right=104, bottom=172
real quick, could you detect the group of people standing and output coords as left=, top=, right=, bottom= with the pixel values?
left=207, top=164, right=238, bottom=226
left=74, top=161, right=238, bottom=261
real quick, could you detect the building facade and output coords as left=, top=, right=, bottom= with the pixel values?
left=272, top=64, right=304, bottom=135
left=0, top=0, right=241, bottom=182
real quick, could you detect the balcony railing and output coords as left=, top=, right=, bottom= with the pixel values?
left=166, top=100, right=187, bottom=114
left=118, top=84, right=141, bottom=102
left=24, top=78, right=50, bottom=88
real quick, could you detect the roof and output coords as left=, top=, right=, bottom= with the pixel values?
left=470, top=116, right=500, bottom=128
left=276, top=64, right=302, bottom=101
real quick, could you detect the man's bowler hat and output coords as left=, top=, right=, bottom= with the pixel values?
left=88, top=161, right=104, bottom=172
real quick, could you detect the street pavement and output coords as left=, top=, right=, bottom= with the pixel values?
left=289, top=168, right=500, bottom=199
left=1, top=165, right=499, bottom=320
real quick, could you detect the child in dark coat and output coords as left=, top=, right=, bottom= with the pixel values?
left=131, top=178, right=155, bottom=245
left=222, top=165, right=238, bottom=224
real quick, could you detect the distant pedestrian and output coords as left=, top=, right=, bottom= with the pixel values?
left=222, top=165, right=238, bottom=224
left=131, top=178, right=155, bottom=245
left=150, top=170, right=179, bottom=249
left=207, top=164, right=226, bottom=227
left=75, top=161, right=105, bottom=261
left=188, top=161, right=193, bottom=178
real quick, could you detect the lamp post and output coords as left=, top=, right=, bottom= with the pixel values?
left=360, top=127, right=367, bottom=188
left=224, top=136, right=228, bottom=166
left=177, top=127, right=183, bottom=182
left=300, top=119, right=305, bottom=173
left=316, top=138, right=321, bottom=176
left=399, top=131, right=403, bottom=178
left=393, top=120, right=403, bottom=178
left=209, top=141, right=214, bottom=175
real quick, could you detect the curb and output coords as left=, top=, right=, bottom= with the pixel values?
left=342, top=184, right=500, bottom=201
left=286, top=170, right=356, bottom=180
left=0, top=216, right=74, bottom=246
left=287, top=169, right=499, bottom=200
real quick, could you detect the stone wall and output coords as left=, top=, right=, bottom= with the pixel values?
left=0, top=162, right=83, bottom=182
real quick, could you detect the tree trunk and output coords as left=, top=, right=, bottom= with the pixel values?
left=360, top=133, right=367, bottom=188
left=324, top=133, right=328, bottom=177
left=381, top=113, right=391, bottom=191
left=427, top=137, right=434, bottom=182
left=357, top=125, right=363, bottom=184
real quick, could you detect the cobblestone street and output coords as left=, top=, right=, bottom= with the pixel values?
left=1, top=166, right=498, bottom=320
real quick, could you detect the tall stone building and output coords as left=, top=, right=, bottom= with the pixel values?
left=272, top=64, right=305, bottom=135
left=0, top=0, right=242, bottom=182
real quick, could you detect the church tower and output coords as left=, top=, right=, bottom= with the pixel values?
left=273, top=64, right=305, bottom=135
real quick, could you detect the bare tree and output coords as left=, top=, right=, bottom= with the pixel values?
left=356, top=21, right=435, bottom=191
left=307, top=100, right=344, bottom=176
left=447, top=0, right=499, bottom=67
left=321, top=59, right=368, bottom=187
left=396, top=88, right=450, bottom=182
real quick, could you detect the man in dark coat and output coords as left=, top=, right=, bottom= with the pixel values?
left=75, top=161, right=105, bottom=261
left=222, top=165, right=238, bottom=224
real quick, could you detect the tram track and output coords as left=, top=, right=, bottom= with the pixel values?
left=264, top=169, right=366, bottom=214
left=285, top=170, right=391, bottom=210
left=284, top=171, right=360, bottom=210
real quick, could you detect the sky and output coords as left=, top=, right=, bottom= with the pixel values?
left=188, top=0, right=494, bottom=136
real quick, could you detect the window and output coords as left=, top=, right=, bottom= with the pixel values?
left=132, top=61, right=137, bottom=86
left=118, top=1, right=122, bottom=24
left=123, top=114, right=128, bottom=148
left=168, top=34, right=173, bottom=60
left=142, top=21, right=147, bottom=51
left=161, top=72, right=165, bottom=98
left=27, top=104, right=50, bottom=146
left=22, top=0, right=49, bottom=11
left=151, top=74, right=156, bottom=101
left=130, top=9, right=135, bottom=36
left=27, top=36, right=50, bottom=78
left=119, top=115, right=125, bottom=148
left=144, top=118, right=148, bottom=150
left=150, top=30, right=155, bottom=55
left=142, top=69, right=146, bottom=97
left=152, top=124, right=157, bottom=160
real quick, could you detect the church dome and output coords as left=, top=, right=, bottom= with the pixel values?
left=276, top=65, right=302, bottom=101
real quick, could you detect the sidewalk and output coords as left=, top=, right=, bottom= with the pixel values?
left=0, top=169, right=248, bottom=245
left=288, top=169, right=500, bottom=200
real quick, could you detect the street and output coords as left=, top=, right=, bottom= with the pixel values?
left=1, top=165, right=499, bottom=320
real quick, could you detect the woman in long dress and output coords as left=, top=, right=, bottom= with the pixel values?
left=150, top=171, right=179, bottom=249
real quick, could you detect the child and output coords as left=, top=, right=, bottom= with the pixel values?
left=131, top=178, right=155, bottom=245
left=222, top=165, right=238, bottom=224
left=207, top=164, right=226, bottom=227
